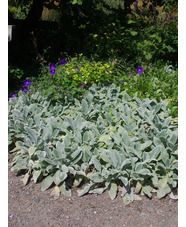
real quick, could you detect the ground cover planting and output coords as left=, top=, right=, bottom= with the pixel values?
left=8, top=2, right=178, bottom=220
left=8, top=83, right=178, bottom=205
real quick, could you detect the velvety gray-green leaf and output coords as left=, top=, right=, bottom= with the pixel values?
left=41, top=175, right=54, bottom=191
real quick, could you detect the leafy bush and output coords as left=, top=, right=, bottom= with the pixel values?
left=85, top=8, right=177, bottom=65
left=9, top=66, right=24, bottom=80
left=31, top=55, right=117, bottom=101
left=9, top=84, right=178, bottom=204
left=115, top=62, right=178, bottom=117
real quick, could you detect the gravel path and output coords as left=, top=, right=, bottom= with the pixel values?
left=8, top=161, right=178, bottom=227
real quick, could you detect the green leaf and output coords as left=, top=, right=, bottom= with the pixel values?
left=136, top=168, right=153, bottom=176
left=89, top=172, right=104, bottom=183
left=135, top=163, right=143, bottom=172
left=92, top=157, right=102, bottom=172
left=71, top=148, right=82, bottom=160
left=71, top=150, right=82, bottom=165
left=82, top=99, right=89, bottom=115
left=41, top=175, right=54, bottom=191
left=158, top=175, right=168, bottom=188
left=135, top=181, right=142, bottom=194
left=53, top=148, right=62, bottom=159
left=157, top=185, right=171, bottom=199
left=153, top=137, right=161, bottom=146
left=74, top=114, right=82, bottom=128
left=140, top=141, right=152, bottom=151
left=54, top=170, right=67, bottom=185
left=98, top=135, right=111, bottom=143
left=130, top=31, right=138, bottom=36
left=44, top=145, right=52, bottom=159
left=22, top=172, right=30, bottom=186
left=75, top=130, right=82, bottom=144
left=108, top=150, right=118, bottom=168
left=59, top=181, right=71, bottom=197
left=162, top=117, right=171, bottom=128
left=64, top=134, right=71, bottom=147
left=152, top=174, right=159, bottom=188
left=83, top=131, right=89, bottom=143
left=170, top=133, right=178, bottom=145
left=105, top=112, right=112, bottom=124
left=86, top=93, right=94, bottom=103
left=89, top=187, right=106, bottom=194
left=150, top=145, right=161, bottom=160
left=127, top=20, right=136, bottom=24
left=42, top=126, right=52, bottom=141
left=28, top=146, right=36, bottom=156
left=74, top=175, right=84, bottom=187
left=77, top=183, right=95, bottom=197
left=110, top=132, right=120, bottom=145
left=142, top=185, right=153, bottom=198
left=109, top=182, right=118, bottom=200
left=25, top=126, right=38, bottom=144
left=66, top=117, right=75, bottom=131
left=122, top=189, right=134, bottom=205
left=34, top=114, right=41, bottom=126
left=33, top=170, right=42, bottom=183
left=119, top=176, right=128, bottom=186
left=145, top=53, right=152, bottom=60
left=121, top=158, right=131, bottom=169
left=161, top=149, right=169, bottom=165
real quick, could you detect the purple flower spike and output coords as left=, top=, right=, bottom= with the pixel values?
left=134, top=0, right=138, bottom=10
left=49, top=63, right=56, bottom=70
left=23, top=79, right=31, bottom=87
left=136, top=67, right=144, bottom=74
left=11, top=93, right=16, bottom=98
left=50, top=70, right=56, bottom=75
left=60, top=59, right=67, bottom=66
left=151, top=4, right=155, bottom=12
left=22, top=86, right=28, bottom=93
left=76, top=68, right=80, bottom=71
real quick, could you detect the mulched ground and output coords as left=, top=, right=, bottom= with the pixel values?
left=8, top=159, right=178, bottom=227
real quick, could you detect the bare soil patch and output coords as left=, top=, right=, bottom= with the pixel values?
left=8, top=160, right=178, bottom=227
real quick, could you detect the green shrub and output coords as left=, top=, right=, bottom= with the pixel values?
left=31, top=54, right=117, bottom=101
left=115, top=62, right=178, bottom=117
left=85, top=11, right=177, bottom=65
left=9, top=84, right=178, bottom=204
left=8, top=66, right=24, bottom=80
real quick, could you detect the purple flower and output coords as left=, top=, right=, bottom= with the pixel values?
left=136, top=67, right=143, bottom=74
left=151, top=4, right=155, bottom=12
left=110, top=59, right=116, bottom=65
left=49, top=63, right=56, bottom=70
left=23, top=79, right=31, bottom=87
left=134, top=0, right=138, bottom=10
left=140, top=10, right=146, bottom=16
left=22, top=86, right=28, bottom=93
left=76, top=68, right=80, bottom=71
left=60, top=59, right=67, bottom=66
left=11, top=93, right=16, bottom=98
left=50, top=70, right=56, bottom=75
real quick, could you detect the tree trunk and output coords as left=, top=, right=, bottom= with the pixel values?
left=23, top=0, right=44, bottom=60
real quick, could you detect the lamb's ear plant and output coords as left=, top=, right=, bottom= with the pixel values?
left=8, top=84, right=178, bottom=205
